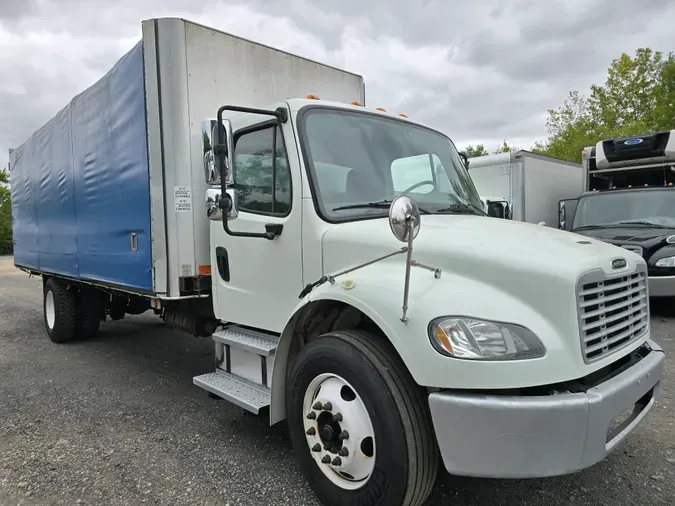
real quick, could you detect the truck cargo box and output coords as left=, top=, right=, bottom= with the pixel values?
left=468, top=150, right=583, bottom=226
left=9, top=17, right=365, bottom=297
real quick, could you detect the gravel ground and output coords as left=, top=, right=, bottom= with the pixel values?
left=0, top=255, right=673, bottom=506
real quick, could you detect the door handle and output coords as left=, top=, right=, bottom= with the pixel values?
left=216, top=247, right=230, bottom=282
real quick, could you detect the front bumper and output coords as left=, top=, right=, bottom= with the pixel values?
left=648, top=275, right=675, bottom=297
left=428, top=340, right=665, bottom=478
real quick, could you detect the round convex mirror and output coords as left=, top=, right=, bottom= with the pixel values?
left=388, top=195, right=421, bottom=243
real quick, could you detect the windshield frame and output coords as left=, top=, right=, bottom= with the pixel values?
left=572, top=187, right=675, bottom=230
left=295, top=104, right=483, bottom=224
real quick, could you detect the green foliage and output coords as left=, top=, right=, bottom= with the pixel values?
left=0, top=168, right=12, bottom=255
left=494, top=140, right=520, bottom=154
left=460, top=141, right=523, bottom=159
left=534, top=48, right=675, bottom=162
left=459, top=144, right=489, bottom=158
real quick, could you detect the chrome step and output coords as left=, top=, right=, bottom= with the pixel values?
left=193, top=371, right=270, bottom=414
left=213, top=326, right=280, bottom=356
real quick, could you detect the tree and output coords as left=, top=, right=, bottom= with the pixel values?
left=534, top=48, right=675, bottom=162
left=459, top=144, right=489, bottom=158
left=494, top=140, right=516, bottom=154
left=0, top=168, right=12, bottom=255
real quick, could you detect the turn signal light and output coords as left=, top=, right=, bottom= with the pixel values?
left=307, top=94, right=320, bottom=100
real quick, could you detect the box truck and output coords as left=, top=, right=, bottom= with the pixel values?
left=8, top=17, right=665, bottom=506
left=468, top=150, right=583, bottom=225
left=559, top=130, right=675, bottom=297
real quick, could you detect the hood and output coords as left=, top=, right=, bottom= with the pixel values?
left=321, top=215, right=644, bottom=289
left=573, top=226, right=675, bottom=258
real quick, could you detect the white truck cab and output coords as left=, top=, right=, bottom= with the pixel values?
left=199, top=97, right=664, bottom=504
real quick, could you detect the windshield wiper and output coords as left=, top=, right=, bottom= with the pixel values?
left=333, top=200, right=430, bottom=214
left=614, top=220, right=670, bottom=229
left=573, top=224, right=609, bottom=230
left=434, top=203, right=484, bottom=216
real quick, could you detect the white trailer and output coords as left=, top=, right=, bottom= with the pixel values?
left=468, top=150, right=583, bottom=226
left=9, top=17, right=665, bottom=506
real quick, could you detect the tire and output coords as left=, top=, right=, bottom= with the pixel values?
left=286, top=330, right=439, bottom=506
left=76, top=286, right=102, bottom=339
left=43, top=277, right=78, bottom=343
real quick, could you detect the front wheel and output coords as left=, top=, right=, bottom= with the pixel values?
left=286, top=330, right=439, bottom=506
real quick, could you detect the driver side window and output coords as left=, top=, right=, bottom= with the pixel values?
left=391, top=154, right=435, bottom=194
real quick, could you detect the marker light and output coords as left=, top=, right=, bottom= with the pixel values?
left=307, top=94, right=320, bottom=100
left=398, top=113, right=408, bottom=118
left=351, top=101, right=363, bottom=106
left=376, top=107, right=387, bottom=112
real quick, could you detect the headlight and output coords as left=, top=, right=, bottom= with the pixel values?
left=655, top=256, right=675, bottom=268
left=428, top=317, right=546, bottom=360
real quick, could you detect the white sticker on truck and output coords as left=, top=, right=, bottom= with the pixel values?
left=174, top=186, right=192, bottom=212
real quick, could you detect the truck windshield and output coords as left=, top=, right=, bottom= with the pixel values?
left=573, top=189, right=675, bottom=229
left=298, top=107, right=484, bottom=221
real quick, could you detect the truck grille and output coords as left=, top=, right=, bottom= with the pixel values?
left=577, top=268, right=649, bottom=363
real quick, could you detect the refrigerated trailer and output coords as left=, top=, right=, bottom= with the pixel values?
left=8, top=17, right=665, bottom=506
left=468, top=150, right=583, bottom=226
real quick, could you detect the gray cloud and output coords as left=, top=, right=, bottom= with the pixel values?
left=0, top=0, right=37, bottom=21
left=2, top=0, right=674, bottom=167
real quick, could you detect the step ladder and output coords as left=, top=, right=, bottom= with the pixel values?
left=193, top=325, right=280, bottom=414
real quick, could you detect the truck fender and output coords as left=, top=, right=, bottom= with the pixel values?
left=269, top=282, right=403, bottom=425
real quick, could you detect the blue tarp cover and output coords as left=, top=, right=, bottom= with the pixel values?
left=10, top=41, right=153, bottom=292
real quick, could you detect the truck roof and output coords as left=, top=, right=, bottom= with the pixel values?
left=467, top=149, right=581, bottom=169
left=581, top=186, right=675, bottom=197
left=227, top=98, right=441, bottom=136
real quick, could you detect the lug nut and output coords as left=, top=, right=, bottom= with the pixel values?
left=331, top=457, right=342, bottom=466
left=306, top=427, right=316, bottom=436
left=306, top=412, right=316, bottom=420
left=312, top=443, right=321, bottom=452
left=338, top=447, right=349, bottom=457
left=322, top=402, right=332, bottom=411
left=312, top=402, right=323, bottom=410
left=321, top=455, right=332, bottom=464
left=333, top=412, right=343, bottom=422
left=339, top=430, right=349, bottom=441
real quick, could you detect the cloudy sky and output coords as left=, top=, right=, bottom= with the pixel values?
left=1, top=0, right=674, bottom=165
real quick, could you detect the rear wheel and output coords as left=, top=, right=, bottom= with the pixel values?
left=286, top=330, right=439, bottom=506
left=76, top=286, right=103, bottom=339
left=43, top=278, right=78, bottom=343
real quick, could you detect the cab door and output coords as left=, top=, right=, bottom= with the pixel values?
left=211, top=120, right=303, bottom=333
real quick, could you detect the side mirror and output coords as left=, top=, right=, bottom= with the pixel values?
left=389, top=195, right=421, bottom=243
left=214, top=118, right=235, bottom=186
left=201, top=119, right=219, bottom=185
left=205, top=188, right=238, bottom=222
left=459, top=152, right=469, bottom=170
left=558, top=201, right=566, bottom=230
